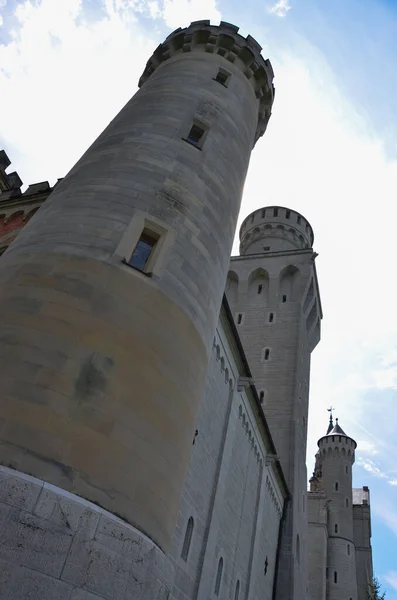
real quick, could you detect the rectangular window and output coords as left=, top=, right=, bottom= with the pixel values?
left=297, top=215, right=301, bottom=224
left=128, top=228, right=159, bottom=273
left=185, top=121, right=207, bottom=149
left=237, top=313, right=243, bottom=325
left=258, top=285, right=263, bottom=294
left=214, top=68, right=230, bottom=86
left=273, top=208, right=278, bottom=217
left=286, top=210, right=291, bottom=218
left=263, top=245, right=270, bottom=251
left=282, top=294, right=287, bottom=303
left=334, top=571, right=337, bottom=584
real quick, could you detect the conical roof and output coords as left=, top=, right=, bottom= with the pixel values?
left=327, top=418, right=347, bottom=436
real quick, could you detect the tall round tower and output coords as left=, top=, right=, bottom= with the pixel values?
left=0, top=21, right=274, bottom=599
left=317, top=418, right=358, bottom=600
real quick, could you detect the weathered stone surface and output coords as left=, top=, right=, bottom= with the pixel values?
left=0, top=466, right=173, bottom=600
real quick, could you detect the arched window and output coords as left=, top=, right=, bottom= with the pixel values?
left=214, top=557, right=223, bottom=596
left=181, top=517, right=194, bottom=561
left=234, top=580, right=240, bottom=600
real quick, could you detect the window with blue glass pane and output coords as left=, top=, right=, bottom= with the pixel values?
left=129, top=230, right=158, bottom=272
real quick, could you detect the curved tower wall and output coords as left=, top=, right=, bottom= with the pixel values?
left=318, top=433, right=358, bottom=600
left=0, top=18, right=274, bottom=571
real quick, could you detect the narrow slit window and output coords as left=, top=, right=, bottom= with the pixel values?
left=346, top=498, right=349, bottom=508
left=347, top=544, right=350, bottom=556
left=259, top=391, right=264, bottom=404
left=214, top=557, right=223, bottom=596
left=181, top=517, right=194, bottom=561
left=273, top=208, right=278, bottom=217
left=282, top=294, right=287, bottom=303
left=334, top=523, right=338, bottom=534
left=269, top=312, right=274, bottom=323
left=262, top=209, right=266, bottom=218
left=185, top=122, right=207, bottom=148
left=237, top=313, right=243, bottom=325
left=129, top=228, right=159, bottom=273
left=297, top=215, right=301, bottom=224
left=214, top=68, right=230, bottom=86
left=335, top=482, right=339, bottom=491
left=258, top=284, right=263, bottom=294
left=286, top=210, right=291, bottom=218
left=264, top=349, right=270, bottom=360
left=334, top=571, right=337, bottom=584
left=345, top=465, right=348, bottom=474
left=234, top=580, right=240, bottom=600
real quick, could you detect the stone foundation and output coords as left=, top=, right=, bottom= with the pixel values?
left=0, top=466, right=173, bottom=600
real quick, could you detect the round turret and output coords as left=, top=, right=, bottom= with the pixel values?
left=239, top=205, right=314, bottom=255
left=316, top=418, right=358, bottom=600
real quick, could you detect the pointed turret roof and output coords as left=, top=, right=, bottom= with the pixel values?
left=328, top=418, right=346, bottom=436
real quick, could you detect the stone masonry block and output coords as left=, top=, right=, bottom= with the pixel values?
left=0, top=556, right=18, bottom=598
left=0, top=506, right=73, bottom=577
left=34, top=484, right=100, bottom=538
left=62, top=536, right=132, bottom=599
left=7, top=566, right=73, bottom=600
left=94, top=513, right=143, bottom=557
left=0, top=465, right=43, bottom=511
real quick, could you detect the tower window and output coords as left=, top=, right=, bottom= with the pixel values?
left=258, top=284, right=263, bottom=294
left=262, top=209, right=266, bottom=218
left=237, top=313, right=243, bottom=325
left=282, top=294, right=287, bottom=303
left=181, top=517, right=194, bottom=561
left=259, top=391, right=264, bottom=404
left=334, top=523, right=338, bottom=534
left=128, top=228, right=159, bottom=273
left=273, top=208, right=278, bottom=217
left=326, top=568, right=329, bottom=579
left=346, top=498, right=349, bottom=508
left=335, top=482, right=339, bottom=491
left=286, top=210, right=291, bottom=218
left=345, top=465, right=348, bottom=474
left=185, top=121, right=207, bottom=148
left=214, top=557, right=223, bottom=596
left=263, top=245, right=270, bottom=251
left=214, top=68, right=230, bottom=86
left=334, top=571, right=337, bottom=584
left=269, top=312, right=274, bottom=323
left=297, top=215, right=301, bottom=224
left=347, top=544, right=350, bottom=556
left=264, top=348, right=270, bottom=360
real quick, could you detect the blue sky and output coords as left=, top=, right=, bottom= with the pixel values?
left=1, top=0, right=397, bottom=595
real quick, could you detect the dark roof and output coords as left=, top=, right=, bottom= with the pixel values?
left=328, top=419, right=347, bottom=436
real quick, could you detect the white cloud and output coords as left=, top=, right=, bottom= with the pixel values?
left=161, top=0, right=220, bottom=29
left=385, top=572, right=397, bottom=592
left=269, top=0, right=291, bottom=17
left=389, top=480, right=397, bottom=487
left=357, top=441, right=379, bottom=456
left=357, top=457, right=389, bottom=479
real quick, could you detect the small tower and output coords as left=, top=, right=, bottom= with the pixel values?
left=317, top=418, right=359, bottom=600
left=0, top=21, right=274, bottom=600
left=226, top=205, right=322, bottom=600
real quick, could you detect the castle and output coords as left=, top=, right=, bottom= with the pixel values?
left=0, top=20, right=373, bottom=600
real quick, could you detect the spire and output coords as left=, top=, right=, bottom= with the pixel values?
left=326, top=406, right=334, bottom=434
left=328, top=417, right=347, bottom=436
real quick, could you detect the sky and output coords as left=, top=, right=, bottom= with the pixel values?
left=1, top=0, right=397, bottom=595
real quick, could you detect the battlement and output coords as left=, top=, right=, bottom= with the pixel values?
left=239, top=205, right=314, bottom=255
left=139, top=20, right=274, bottom=145
left=317, top=432, right=357, bottom=464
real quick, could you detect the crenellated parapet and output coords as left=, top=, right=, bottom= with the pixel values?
left=0, top=150, right=61, bottom=254
left=139, top=20, right=274, bottom=145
